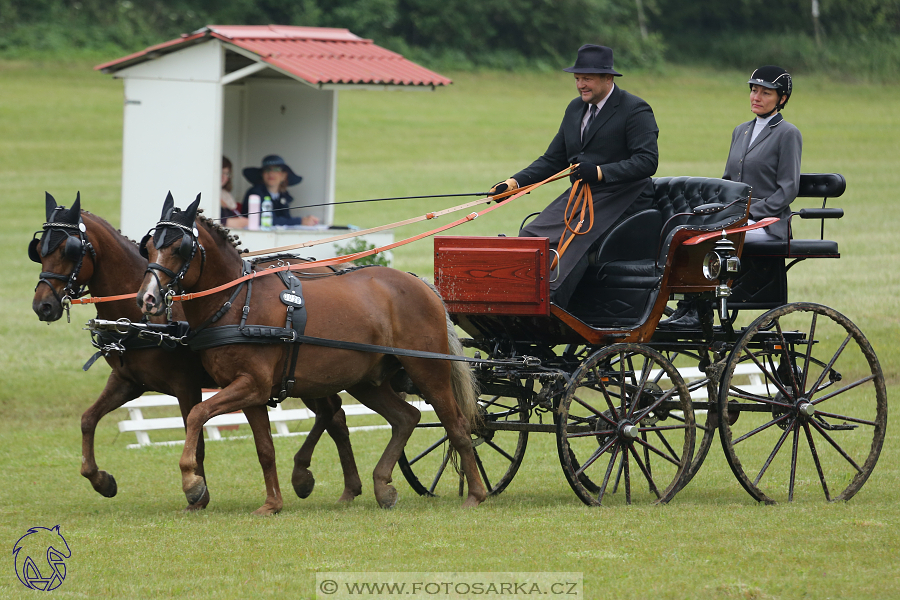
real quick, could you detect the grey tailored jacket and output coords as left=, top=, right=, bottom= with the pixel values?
left=512, top=85, right=659, bottom=188
left=722, top=113, right=802, bottom=240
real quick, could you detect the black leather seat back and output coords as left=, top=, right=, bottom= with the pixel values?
left=570, top=177, right=750, bottom=327
left=797, top=173, right=846, bottom=199
left=653, top=177, right=751, bottom=265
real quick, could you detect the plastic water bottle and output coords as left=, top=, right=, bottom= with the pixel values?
left=260, top=196, right=274, bottom=230
left=248, top=194, right=261, bottom=230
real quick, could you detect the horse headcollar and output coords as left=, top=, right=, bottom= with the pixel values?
left=28, top=192, right=96, bottom=306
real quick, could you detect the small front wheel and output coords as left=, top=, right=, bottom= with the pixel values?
left=557, top=344, right=695, bottom=506
left=399, top=390, right=530, bottom=497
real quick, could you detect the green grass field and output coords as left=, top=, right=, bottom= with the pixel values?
left=1, top=58, right=899, bottom=599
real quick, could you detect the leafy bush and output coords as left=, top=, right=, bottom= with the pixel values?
left=333, top=238, right=391, bottom=267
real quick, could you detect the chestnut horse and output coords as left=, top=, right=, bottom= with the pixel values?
left=137, top=194, right=486, bottom=509
left=30, top=193, right=362, bottom=514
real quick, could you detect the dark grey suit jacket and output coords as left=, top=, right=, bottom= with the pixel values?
left=723, top=113, right=802, bottom=240
left=513, top=85, right=659, bottom=187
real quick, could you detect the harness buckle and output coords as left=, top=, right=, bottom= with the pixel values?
left=61, top=296, right=72, bottom=323
left=164, top=290, right=175, bottom=321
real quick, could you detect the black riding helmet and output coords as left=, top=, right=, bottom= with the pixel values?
left=748, top=65, right=792, bottom=112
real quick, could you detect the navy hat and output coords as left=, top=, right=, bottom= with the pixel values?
left=563, top=44, right=622, bottom=76
left=243, top=155, right=303, bottom=187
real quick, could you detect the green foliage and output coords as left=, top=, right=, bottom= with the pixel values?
left=668, top=33, right=900, bottom=81
left=333, top=238, right=391, bottom=267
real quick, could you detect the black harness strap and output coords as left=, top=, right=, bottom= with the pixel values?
left=187, top=325, right=539, bottom=367
left=275, top=270, right=308, bottom=403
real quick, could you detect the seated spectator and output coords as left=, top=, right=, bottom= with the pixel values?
left=220, top=156, right=249, bottom=228
left=241, top=155, right=319, bottom=226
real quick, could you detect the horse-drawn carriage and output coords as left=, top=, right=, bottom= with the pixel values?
left=30, top=172, right=886, bottom=510
left=398, top=173, right=887, bottom=506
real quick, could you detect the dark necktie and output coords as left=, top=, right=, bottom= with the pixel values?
left=582, top=104, right=598, bottom=142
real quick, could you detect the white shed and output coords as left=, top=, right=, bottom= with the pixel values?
left=96, top=24, right=451, bottom=254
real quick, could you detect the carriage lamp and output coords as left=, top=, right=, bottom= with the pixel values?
left=703, top=233, right=742, bottom=321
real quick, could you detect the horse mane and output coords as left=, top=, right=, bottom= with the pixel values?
left=196, top=210, right=246, bottom=256
left=81, top=210, right=143, bottom=254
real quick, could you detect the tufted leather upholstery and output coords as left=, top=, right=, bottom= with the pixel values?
left=570, top=177, right=750, bottom=326
left=797, top=173, right=846, bottom=200
left=652, top=177, right=750, bottom=265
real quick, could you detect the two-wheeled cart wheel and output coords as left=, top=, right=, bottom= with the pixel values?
left=399, top=386, right=530, bottom=497
left=718, top=302, right=887, bottom=503
left=556, top=344, right=696, bottom=506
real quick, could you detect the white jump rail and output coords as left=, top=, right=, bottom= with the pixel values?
left=118, top=391, right=435, bottom=449
left=118, top=364, right=767, bottom=448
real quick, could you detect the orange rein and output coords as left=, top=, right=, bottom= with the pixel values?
left=552, top=181, right=594, bottom=270
left=72, top=167, right=574, bottom=306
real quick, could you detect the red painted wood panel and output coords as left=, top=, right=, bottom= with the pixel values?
left=434, top=236, right=549, bottom=316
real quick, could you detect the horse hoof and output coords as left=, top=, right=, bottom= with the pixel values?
left=338, top=489, right=360, bottom=503
left=292, top=468, right=315, bottom=499
left=252, top=505, right=282, bottom=516
left=185, top=487, right=210, bottom=512
left=96, top=472, right=118, bottom=498
left=184, top=479, right=208, bottom=506
left=462, top=495, right=484, bottom=508
left=376, top=486, right=398, bottom=509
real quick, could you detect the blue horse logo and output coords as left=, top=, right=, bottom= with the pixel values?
left=12, top=525, right=71, bottom=591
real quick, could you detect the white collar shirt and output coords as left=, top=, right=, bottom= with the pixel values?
left=750, top=113, right=777, bottom=145
left=581, top=83, right=615, bottom=138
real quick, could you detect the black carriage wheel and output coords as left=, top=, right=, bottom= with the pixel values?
left=718, top=302, right=887, bottom=504
left=556, top=344, right=695, bottom=506
left=398, top=391, right=529, bottom=497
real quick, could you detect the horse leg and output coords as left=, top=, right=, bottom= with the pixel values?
left=291, top=397, right=330, bottom=499
left=175, top=386, right=208, bottom=511
left=179, top=379, right=265, bottom=512
left=243, top=404, right=284, bottom=516
left=401, top=361, right=487, bottom=508
left=293, top=395, right=362, bottom=502
left=80, top=373, right=142, bottom=498
left=323, top=398, right=363, bottom=502
left=426, top=399, right=487, bottom=508
left=346, top=382, right=420, bottom=509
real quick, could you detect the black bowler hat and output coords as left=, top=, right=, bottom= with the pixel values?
left=563, top=44, right=622, bottom=76
left=243, top=154, right=303, bottom=187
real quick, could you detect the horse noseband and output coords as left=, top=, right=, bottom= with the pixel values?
left=29, top=219, right=95, bottom=305
left=143, top=222, right=205, bottom=296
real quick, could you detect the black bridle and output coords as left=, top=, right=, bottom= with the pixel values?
left=140, top=220, right=205, bottom=317
left=28, top=216, right=96, bottom=321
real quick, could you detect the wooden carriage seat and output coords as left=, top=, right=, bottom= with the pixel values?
left=568, top=177, right=751, bottom=326
left=729, top=173, right=846, bottom=309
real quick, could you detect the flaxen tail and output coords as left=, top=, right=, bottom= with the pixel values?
left=420, top=278, right=481, bottom=428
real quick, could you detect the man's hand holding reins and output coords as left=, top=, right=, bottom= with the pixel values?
left=572, top=161, right=602, bottom=184
left=489, top=178, right=519, bottom=202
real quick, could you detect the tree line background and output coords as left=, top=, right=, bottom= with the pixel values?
left=1, top=0, right=898, bottom=78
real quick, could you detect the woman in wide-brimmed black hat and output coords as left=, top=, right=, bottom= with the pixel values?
left=240, top=154, right=319, bottom=226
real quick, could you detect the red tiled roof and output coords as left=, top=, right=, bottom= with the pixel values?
left=95, top=25, right=451, bottom=87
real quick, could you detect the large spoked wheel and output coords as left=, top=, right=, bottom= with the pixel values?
left=718, top=302, right=887, bottom=503
left=398, top=390, right=530, bottom=497
left=556, top=344, right=696, bottom=506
